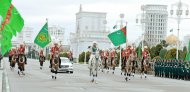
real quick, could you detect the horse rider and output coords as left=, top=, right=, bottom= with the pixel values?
left=39, top=49, right=45, bottom=69
left=9, top=47, right=15, bottom=66
left=88, top=41, right=100, bottom=83
left=50, top=42, right=61, bottom=68
left=67, top=51, right=73, bottom=62
left=103, top=50, right=109, bottom=69
left=130, top=46, right=137, bottom=77
left=141, top=46, right=150, bottom=78
left=18, top=43, right=27, bottom=64
left=125, top=44, right=133, bottom=80
left=111, top=49, right=116, bottom=66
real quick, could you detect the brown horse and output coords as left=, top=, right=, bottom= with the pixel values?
left=18, top=54, right=26, bottom=76
left=10, top=54, right=17, bottom=70
left=51, top=53, right=60, bottom=79
left=107, top=55, right=117, bottom=74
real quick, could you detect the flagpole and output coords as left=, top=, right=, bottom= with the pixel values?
left=46, top=18, right=48, bottom=58
left=119, top=14, right=124, bottom=68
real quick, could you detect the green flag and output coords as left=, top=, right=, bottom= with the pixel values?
left=185, top=40, right=190, bottom=61
left=0, top=0, right=12, bottom=20
left=34, top=22, right=51, bottom=48
left=138, top=46, right=142, bottom=58
left=0, top=3, right=24, bottom=55
left=108, top=26, right=126, bottom=46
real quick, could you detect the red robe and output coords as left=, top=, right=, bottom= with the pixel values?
left=142, top=50, right=149, bottom=59
left=126, top=48, right=132, bottom=59
left=51, top=46, right=59, bottom=55
left=18, top=47, right=25, bottom=54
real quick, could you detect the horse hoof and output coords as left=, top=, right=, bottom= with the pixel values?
left=52, top=76, right=54, bottom=79
left=125, top=78, right=128, bottom=82
left=91, top=79, right=94, bottom=83
left=55, top=77, right=57, bottom=79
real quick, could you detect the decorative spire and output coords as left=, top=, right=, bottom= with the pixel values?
left=79, top=4, right=82, bottom=12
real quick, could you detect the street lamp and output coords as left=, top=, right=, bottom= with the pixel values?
left=170, top=0, right=189, bottom=60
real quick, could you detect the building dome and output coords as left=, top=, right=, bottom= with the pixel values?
left=165, top=34, right=178, bottom=45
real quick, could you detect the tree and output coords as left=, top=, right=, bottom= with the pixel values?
left=60, top=52, right=68, bottom=58
left=153, top=56, right=161, bottom=60
left=79, top=52, right=85, bottom=63
left=159, top=49, right=167, bottom=59
left=160, top=40, right=168, bottom=47
left=150, top=46, right=156, bottom=59
left=164, top=48, right=176, bottom=60
left=155, top=44, right=163, bottom=56
left=183, top=46, right=187, bottom=53
left=179, top=50, right=186, bottom=60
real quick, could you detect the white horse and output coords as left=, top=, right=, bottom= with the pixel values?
left=89, top=51, right=101, bottom=83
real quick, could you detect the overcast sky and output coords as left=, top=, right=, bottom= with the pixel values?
left=12, top=0, right=190, bottom=44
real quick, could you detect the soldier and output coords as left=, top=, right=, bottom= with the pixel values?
left=154, top=60, right=158, bottom=77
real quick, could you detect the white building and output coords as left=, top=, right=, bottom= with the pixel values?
left=12, top=27, right=34, bottom=53
left=143, top=5, right=168, bottom=47
left=48, top=25, right=65, bottom=44
left=70, top=5, right=111, bottom=58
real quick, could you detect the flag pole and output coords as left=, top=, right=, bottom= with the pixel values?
left=46, top=18, right=48, bottom=58
left=126, top=22, right=128, bottom=49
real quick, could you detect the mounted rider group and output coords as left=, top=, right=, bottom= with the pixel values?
left=88, top=41, right=151, bottom=83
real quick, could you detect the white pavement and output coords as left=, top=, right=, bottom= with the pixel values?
left=3, top=58, right=190, bottom=92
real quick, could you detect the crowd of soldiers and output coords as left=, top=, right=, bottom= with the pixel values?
left=154, top=60, right=190, bottom=80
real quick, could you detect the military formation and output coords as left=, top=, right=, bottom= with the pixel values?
left=154, top=60, right=190, bottom=80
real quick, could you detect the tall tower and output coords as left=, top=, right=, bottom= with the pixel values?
left=144, top=5, right=168, bottom=47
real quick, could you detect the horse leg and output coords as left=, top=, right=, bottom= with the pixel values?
left=54, top=70, right=57, bottom=79
left=144, top=67, right=147, bottom=78
left=112, top=66, right=115, bottom=74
